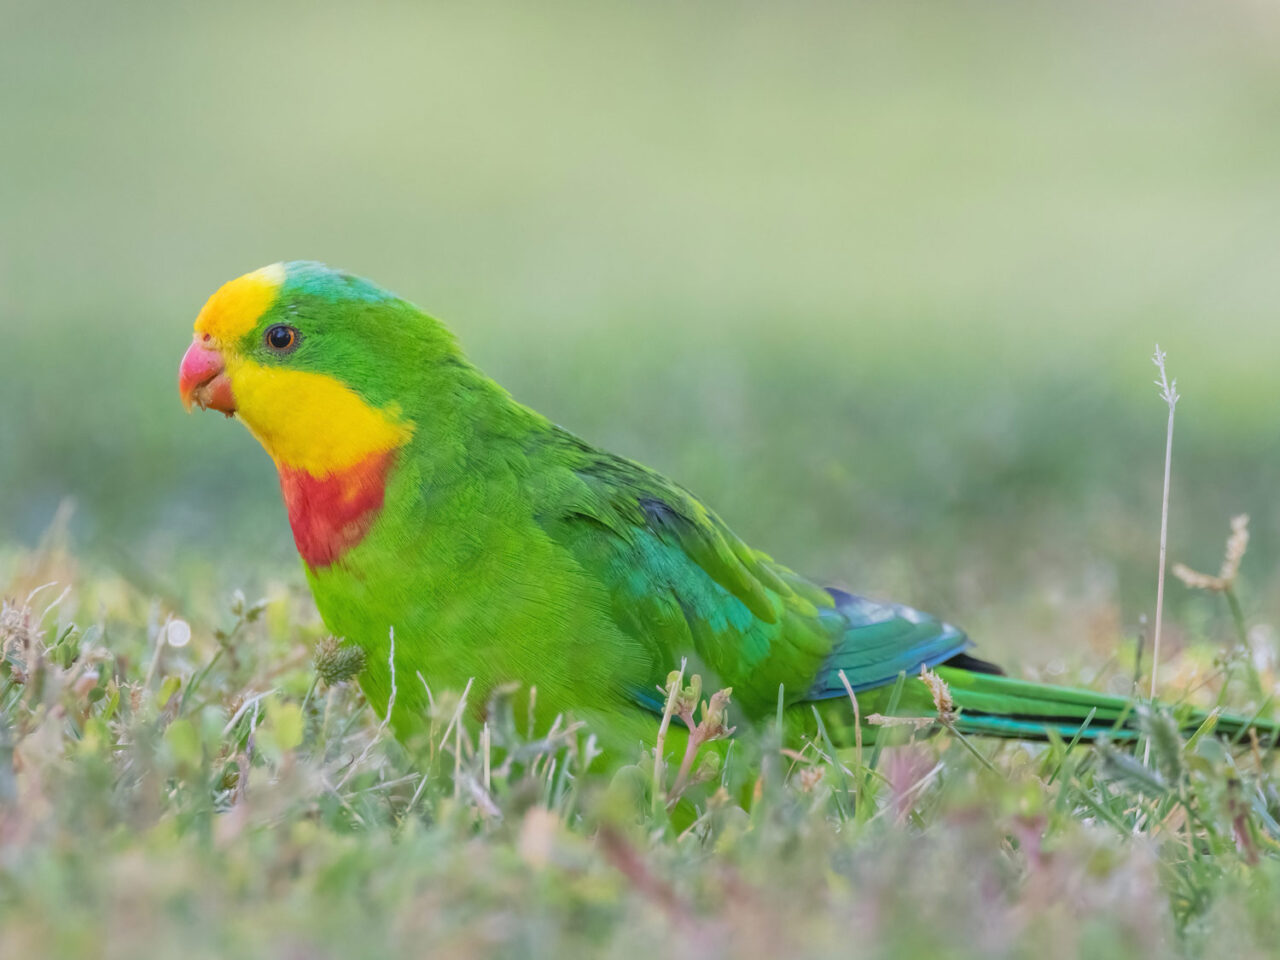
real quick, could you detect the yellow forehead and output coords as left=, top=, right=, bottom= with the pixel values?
left=193, top=263, right=286, bottom=342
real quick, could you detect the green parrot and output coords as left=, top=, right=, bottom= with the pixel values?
left=178, top=261, right=1272, bottom=765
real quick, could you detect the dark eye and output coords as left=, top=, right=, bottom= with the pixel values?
left=265, top=324, right=299, bottom=353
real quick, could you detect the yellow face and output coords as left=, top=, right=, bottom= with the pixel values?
left=181, top=264, right=413, bottom=478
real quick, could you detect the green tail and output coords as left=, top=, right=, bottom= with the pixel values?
left=937, top=667, right=1280, bottom=745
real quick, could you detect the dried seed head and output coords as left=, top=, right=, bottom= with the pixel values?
left=1172, top=563, right=1224, bottom=592
left=797, top=765, right=823, bottom=793
left=313, top=636, right=367, bottom=685
left=0, top=600, right=35, bottom=651
left=920, top=668, right=957, bottom=724
left=1152, top=345, right=1180, bottom=408
left=1220, top=514, right=1250, bottom=583
left=1172, top=514, right=1250, bottom=594
left=0, top=599, right=37, bottom=683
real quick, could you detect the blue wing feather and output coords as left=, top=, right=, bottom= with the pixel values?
left=805, top=588, right=971, bottom=698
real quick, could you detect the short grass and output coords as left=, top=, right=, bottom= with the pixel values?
left=5, top=517, right=1280, bottom=960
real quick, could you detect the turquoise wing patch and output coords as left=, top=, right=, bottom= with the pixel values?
left=805, top=588, right=971, bottom=698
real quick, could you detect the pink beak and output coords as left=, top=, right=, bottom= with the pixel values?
left=179, top=338, right=236, bottom=415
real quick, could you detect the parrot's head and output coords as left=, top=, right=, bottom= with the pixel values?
left=179, top=262, right=459, bottom=565
left=176, top=261, right=454, bottom=476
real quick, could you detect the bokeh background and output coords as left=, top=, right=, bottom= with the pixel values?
left=3, top=0, right=1280, bottom=664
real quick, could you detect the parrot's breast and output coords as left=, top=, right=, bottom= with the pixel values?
left=278, top=450, right=396, bottom=567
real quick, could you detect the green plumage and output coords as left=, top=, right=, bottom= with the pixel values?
left=236, top=263, right=1278, bottom=765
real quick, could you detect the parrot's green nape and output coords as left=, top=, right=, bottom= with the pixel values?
left=177, top=262, right=1277, bottom=767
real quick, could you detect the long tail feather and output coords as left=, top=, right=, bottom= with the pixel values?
left=938, top=667, right=1279, bottom=744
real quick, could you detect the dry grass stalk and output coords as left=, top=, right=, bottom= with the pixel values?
left=837, top=669, right=863, bottom=773
left=652, top=658, right=687, bottom=812
left=1150, top=345, right=1180, bottom=701
left=670, top=684, right=735, bottom=805
left=865, top=714, right=935, bottom=731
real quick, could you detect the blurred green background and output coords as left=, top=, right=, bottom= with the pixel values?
left=3, top=0, right=1279, bottom=661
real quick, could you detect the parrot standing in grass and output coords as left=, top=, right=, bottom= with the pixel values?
left=178, top=262, right=1275, bottom=765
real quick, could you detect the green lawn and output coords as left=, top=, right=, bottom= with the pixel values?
left=4, top=536, right=1280, bottom=960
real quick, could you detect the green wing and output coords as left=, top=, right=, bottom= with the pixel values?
left=533, top=428, right=973, bottom=718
